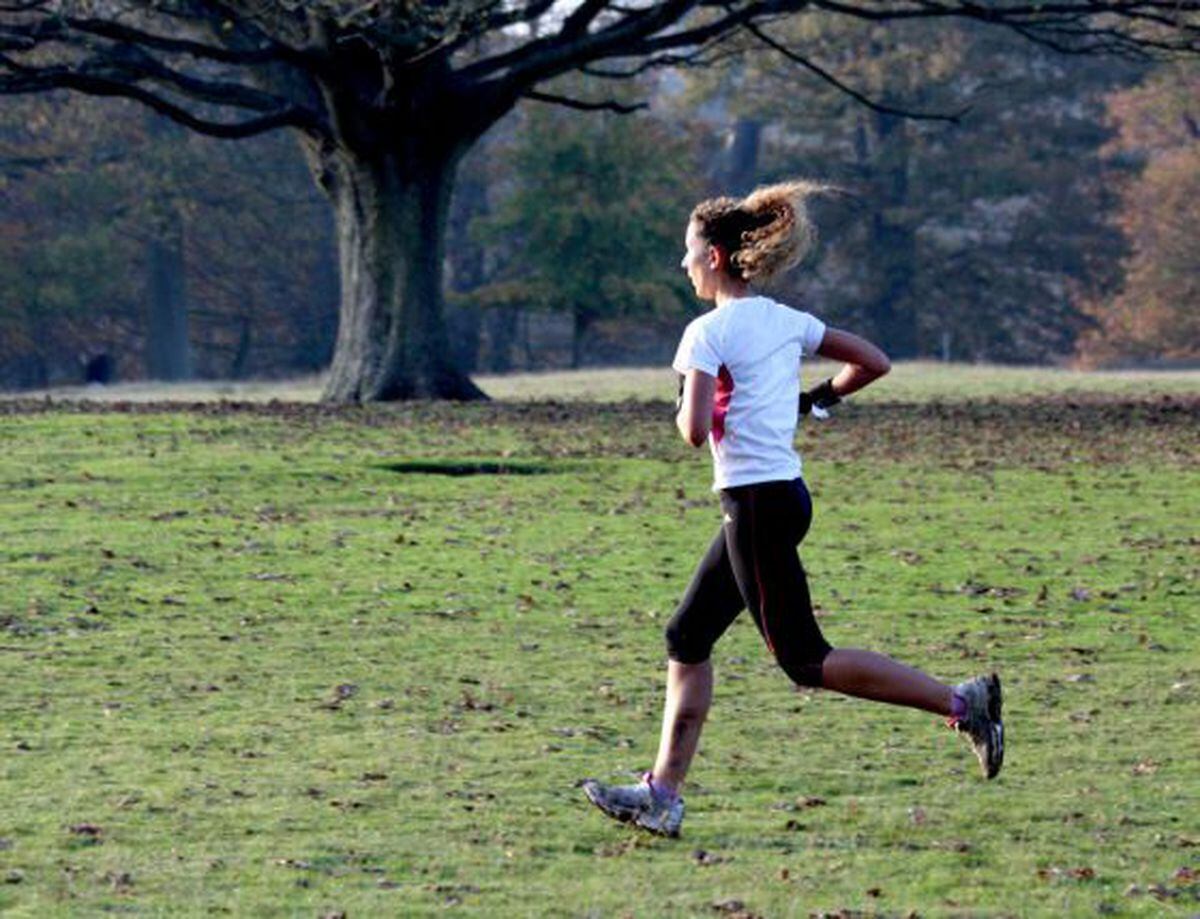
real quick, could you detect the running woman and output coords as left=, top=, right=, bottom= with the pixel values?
left=583, top=181, right=1003, bottom=838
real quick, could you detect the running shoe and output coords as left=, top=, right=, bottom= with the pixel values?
left=582, top=772, right=685, bottom=837
left=951, top=673, right=1004, bottom=779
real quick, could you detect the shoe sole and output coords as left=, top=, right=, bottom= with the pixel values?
left=635, top=817, right=681, bottom=839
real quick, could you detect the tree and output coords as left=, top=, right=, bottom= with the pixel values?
left=675, top=16, right=1139, bottom=361
left=1077, top=64, right=1200, bottom=365
left=3, top=3, right=1197, bottom=399
left=473, top=94, right=698, bottom=368
left=0, top=91, right=335, bottom=389
left=0, top=92, right=139, bottom=387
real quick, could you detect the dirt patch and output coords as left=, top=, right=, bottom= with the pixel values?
left=379, top=460, right=559, bottom=477
left=2, top=394, right=1196, bottom=468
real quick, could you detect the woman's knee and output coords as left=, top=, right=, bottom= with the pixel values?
left=780, top=641, right=833, bottom=688
left=664, top=618, right=712, bottom=665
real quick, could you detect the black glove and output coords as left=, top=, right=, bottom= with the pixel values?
left=799, top=378, right=841, bottom=416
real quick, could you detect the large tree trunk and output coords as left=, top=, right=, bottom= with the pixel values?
left=319, top=147, right=485, bottom=402
left=445, top=166, right=489, bottom=374
left=725, top=117, right=762, bottom=195
left=484, top=307, right=519, bottom=373
left=571, top=312, right=589, bottom=369
left=144, top=205, right=191, bottom=381
left=869, top=111, right=918, bottom=358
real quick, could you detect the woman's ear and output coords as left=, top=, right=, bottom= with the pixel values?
left=708, top=244, right=725, bottom=272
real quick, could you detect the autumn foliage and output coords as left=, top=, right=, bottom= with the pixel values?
left=1078, top=65, right=1200, bottom=366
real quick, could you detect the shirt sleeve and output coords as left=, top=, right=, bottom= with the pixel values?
left=795, top=310, right=827, bottom=358
left=672, top=318, right=721, bottom=376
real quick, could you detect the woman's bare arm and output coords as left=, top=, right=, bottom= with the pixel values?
left=676, top=369, right=717, bottom=447
left=815, top=328, right=891, bottom=398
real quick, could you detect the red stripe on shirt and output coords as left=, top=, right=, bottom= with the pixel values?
left=713, top=365, right=734, bottom=444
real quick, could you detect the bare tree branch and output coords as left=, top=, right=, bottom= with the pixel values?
left=476, top=0, right=557, bottom=34
left=61, top=16, right=311, bottom=67
left=580, top=43, right=743, bottom=78
left=0, top=54, right=329, bottom=141
left=1000, top=19, right=1152, bottom=57
left=0, top=153, right=67, bottom=176
left=808, top=1, right=1200, bottom=25
left=101, top=44, right=310, bottom=114
left=0, top=42, right=311, bottom=117
left=460, top=0, right=701, bottom=85
left=742, top=19, right=967, bottom=122
left=0, top=31, right=33, bottom=51
left=2, top=1, right=1198, bottom=151
left=524, top=88, right=648, bottom=112
left=561, top=0, right=614, bottom=38
left=610, top=2, right=797, bottom=59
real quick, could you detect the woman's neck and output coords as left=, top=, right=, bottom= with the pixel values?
left=714, top=280, right=753, bottom=308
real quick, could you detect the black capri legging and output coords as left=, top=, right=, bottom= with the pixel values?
left=664, top=478, right=832, bottom=687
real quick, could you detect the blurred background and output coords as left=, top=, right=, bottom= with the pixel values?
left=1, top=17, right=1196, bottom=392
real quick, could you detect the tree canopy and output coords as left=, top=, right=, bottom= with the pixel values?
left=1078, top=63, right=1200, bottom=365
left=673, top=15, right=1138, bottom=360
left=3, top=2, right=1199, bottom=398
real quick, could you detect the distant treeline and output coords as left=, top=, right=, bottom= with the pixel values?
left=0, top=19, right=1195, bottom=390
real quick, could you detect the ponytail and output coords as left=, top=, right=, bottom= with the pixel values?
left=690, top=180, right=837, bottom=283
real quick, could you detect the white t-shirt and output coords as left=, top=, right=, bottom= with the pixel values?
left=672, top=296, right=826, bottom=491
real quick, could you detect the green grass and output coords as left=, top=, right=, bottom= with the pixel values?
left=471, top=362, right=1200, bottom=404
left=6, top=360, right=1200, bottom=404
left=0, top=388, right=1197, bottom=917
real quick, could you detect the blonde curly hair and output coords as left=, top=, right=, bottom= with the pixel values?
left=690, top=180, right=833, bottom=283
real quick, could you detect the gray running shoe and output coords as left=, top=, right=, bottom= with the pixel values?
left=951, top=673, right=1004, bottom=779
left=582, top=772, right=685, bottom=837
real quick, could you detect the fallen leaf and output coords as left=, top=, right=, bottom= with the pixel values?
left=106, top=871, right=134, bottom=892
left=1147, top=883, right=1175, bottom=900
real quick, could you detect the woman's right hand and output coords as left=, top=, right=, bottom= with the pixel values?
left=799, top=378, right=840, bottom=417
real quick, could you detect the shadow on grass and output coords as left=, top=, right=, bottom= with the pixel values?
left=377, top=459, right=561, bottom=477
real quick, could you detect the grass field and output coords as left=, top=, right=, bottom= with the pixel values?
left=8, top=360, right=1200, bottom=405
left=1, top=374, right=1197, bottom=917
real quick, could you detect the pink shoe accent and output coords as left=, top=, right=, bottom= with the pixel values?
left=946, top=691, right=968, bottom=728
left=642, top=771, right=679, bottom=804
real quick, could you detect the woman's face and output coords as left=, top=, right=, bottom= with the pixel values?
left=681, top=219, right=722, bottom=301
